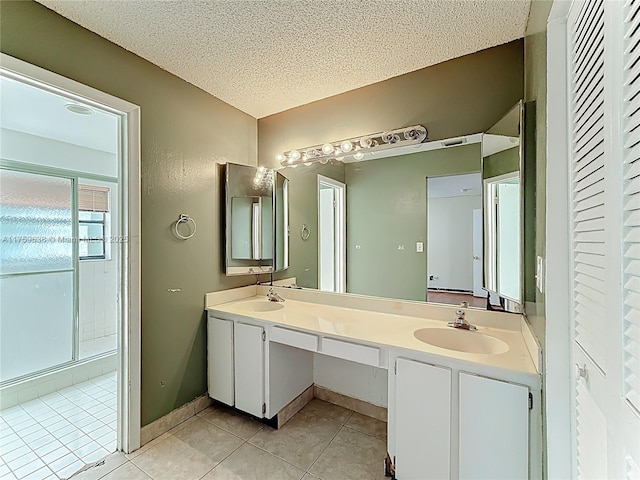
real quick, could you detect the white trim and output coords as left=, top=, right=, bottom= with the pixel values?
left=545, top=9, right=573, bottom=480
left=0, top=53, right=142, bottom=453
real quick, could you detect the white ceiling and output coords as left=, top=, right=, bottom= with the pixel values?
left=0, top=76, right=119, bottom=153
left=36, top=0, right=532, bottom=119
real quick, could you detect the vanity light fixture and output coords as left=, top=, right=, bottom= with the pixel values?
left=277, top=125, right=428, bottom=166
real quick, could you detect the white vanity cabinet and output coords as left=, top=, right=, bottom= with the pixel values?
left=234, top=322, right=265, bottom=418
left=393, top=358, right=452, bottom=480
left=207, top=314, right=266, bottom=418
left=389, top=356, right=531, bottom=480
left=458, top=372, right=529, bottom=480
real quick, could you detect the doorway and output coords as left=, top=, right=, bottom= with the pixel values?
left=426, top=173, right=483, bottom=306
left=318, top=175, right=345, bottom=293
left=0, top=54, right=140, bottom=479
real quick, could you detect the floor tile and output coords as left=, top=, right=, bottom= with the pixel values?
left=344, top=413, right=387, bottom=441
left=6, top=451, right=37, bottom=471
left=101, top=462, right=152, bottom=480
left=33, top=439, right=63, bottom=457
left=202, top=443, right=304, bottom=480
left=131, top=418, right=243, bottom=480
left=80, top=447, right=110, bottom=464
left=1, top=445, right=31, bottom=464
left=308, top=427, right=387, bottom=480
left=22, top=466, right=54, bottom=480
left=301, top=399, right=352, bottom=425
left=248, top=410, right=341, bottom=470
left=12, top=457, right=44, bottom=479
left=40, top=445, right=71, bottom=464
left=57, top=459, right=84, bottom=479
left=197, top=404, right=264, bottom=440
left=301, top=475, right=321, bottom=480
left=48, top=452, right=79, bottom=474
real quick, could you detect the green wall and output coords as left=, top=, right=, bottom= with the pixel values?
left=0, top=0, right=258, bottom=426
left=483, top=146, right=520, bottom=179
left=345, top=143, right=481, bottom=301
left=259, top=40, right=524, bottom=169
left=525, top=29, right=548, bottom=344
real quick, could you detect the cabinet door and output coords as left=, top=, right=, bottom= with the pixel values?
left=207, top=316, right=234, bottom=406
left=234, top=322, right=265, bottom=417
left=395, top=358, right=451, bottom=480
left=459, top=373, right=528, bottom=480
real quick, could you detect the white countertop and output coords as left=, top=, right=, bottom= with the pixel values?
left=206, top=285, right=540, bottom=380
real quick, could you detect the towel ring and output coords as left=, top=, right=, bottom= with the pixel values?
left=175, top=214, right=197, bottom=240
left=301, top=224, right=310, bottom=240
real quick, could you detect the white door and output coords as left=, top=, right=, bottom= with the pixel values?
left=318, top=175, right=345, bottom=292
left=566, top=1, right=640, bottom=478
left=207, top=316, right=234, bottom=406
left=233, top=322, right=265, bottom=417
left=459, top=373, right=529, bottom=480
left=472, top=209, right=484, bottom=297
left=394, top=358, right=451, bottom=479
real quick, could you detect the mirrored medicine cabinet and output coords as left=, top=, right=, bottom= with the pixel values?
left=224, top=163, right=289, bottom=276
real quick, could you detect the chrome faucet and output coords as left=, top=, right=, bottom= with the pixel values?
left=447, top=302, right=476, bottom=331
left=266, top=287, right=284, bottom=302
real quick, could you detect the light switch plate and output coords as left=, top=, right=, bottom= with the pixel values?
left=416, top=242, right=424, bottom=253
left=536, top=256, right=545, bottom=293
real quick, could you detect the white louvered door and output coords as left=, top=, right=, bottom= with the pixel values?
left=568, top=0, right=640, bottom=478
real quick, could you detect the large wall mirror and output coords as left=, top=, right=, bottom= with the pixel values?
left=224, top=163, right=289, bottom=276
left=268, top=102, right=527, bottom=312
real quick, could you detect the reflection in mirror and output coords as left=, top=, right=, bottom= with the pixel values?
left=482, top=100, right=523, bottom=311
left=426, top=173, right=485, bottom=308
left=278, top=142, right=485, bottom=307
left=225, top=163, right=289, bottom=276
left=273, top=171, right=289, bottom=272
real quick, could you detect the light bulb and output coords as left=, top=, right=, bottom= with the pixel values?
left=290, top=150, right=301, bottom=161
left=353, top=151, right=364, bottom=161
left=359, top=136, right=373, bottom=148
left=336, top=156, right=345, bottom=162
left=340, top=140, right=353, bottom=153
left=275, top=153, right=285, bottom=163
left=322, top=143, right=334, bottom=155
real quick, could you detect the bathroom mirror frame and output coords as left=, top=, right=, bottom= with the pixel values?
left=481, top=100, right=524, bottom=313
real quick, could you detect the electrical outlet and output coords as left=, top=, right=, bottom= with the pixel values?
left=416, top=242, right=424, bottom=253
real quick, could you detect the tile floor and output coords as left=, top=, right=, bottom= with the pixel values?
left=0, top=372, right=117, bottom=480
left=73, top=398, right=387, bottom=480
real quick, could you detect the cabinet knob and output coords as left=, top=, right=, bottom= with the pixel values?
left=575, top=363, right=588, bottom=379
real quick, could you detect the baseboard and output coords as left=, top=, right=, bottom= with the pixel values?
left=313, top=385, right=387, bottom=422
left=277, top=385, right=313, bottom=428
left=139, top=385, right=386, bottom=448
left=139, top=394, right=212, bottom=446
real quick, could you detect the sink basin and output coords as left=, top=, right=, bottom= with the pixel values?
left=234, top=300, right=285, bottom=313
left=414, top=327, right=509, bottom=355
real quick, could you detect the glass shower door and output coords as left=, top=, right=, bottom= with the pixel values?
left=0, top=168, right=75, bottom=383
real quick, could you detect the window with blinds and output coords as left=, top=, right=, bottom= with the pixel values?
left=78, top=184, right=109, bottom=260
left=623, top=0, right=640, bottom=415
left=570, top=0, right=607, bottom=374
left=78, top=184, right=109, bottom=213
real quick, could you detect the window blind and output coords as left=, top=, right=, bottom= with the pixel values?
left=623, top=0, right=640, bottom=415
left=78, top=184, right=109, bottom=213
left=570, top=0, right=607, bottom=373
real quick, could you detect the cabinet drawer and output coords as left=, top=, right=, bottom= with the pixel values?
left=271, top=326, right=318, bottom=352
left=321, top=338, right=380, bottom=367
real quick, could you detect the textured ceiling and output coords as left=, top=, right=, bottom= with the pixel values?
left=36, top=0, right=531, bottom=119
